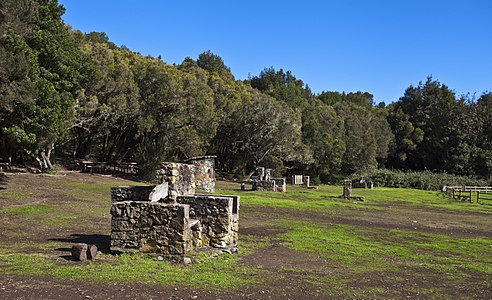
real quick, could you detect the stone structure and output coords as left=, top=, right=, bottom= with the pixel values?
left=156, top=162, right=196, bottom=196
left=351, top=177, right=374, bottom=189
left=186, top=156, right=216, bottom=192
left=291, top=175, right=317, bottom=189
left=303, top=176, right=310, bottom=188
left=291, top=175, right=303, bottom=185
left=110, top=159, right=238, bottom=257
left=342, top=179, right=364, bottom=201
left=251, top=167, right=286, bottom=192
left=343, top=180, right=352, bottom=198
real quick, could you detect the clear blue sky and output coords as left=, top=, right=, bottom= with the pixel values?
left=58, top=0, right=492, bottom=104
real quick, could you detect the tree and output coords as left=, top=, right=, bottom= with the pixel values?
left=131, top=56, right=216, bottom=179
left=70, top=44, right=139, bottom=162
left=334, top=102, right=392, bottom=174
left=215, top=92, right=311, bottom=176
left=475, top=92, right=492, bottom=178
left=197, top=50, right=233, bottom=79
left=249, top=68, right=313, bottom=111
left=387, top=77, right=477, bottom=175
left=0, top=0, right=92, bottom=169
left=301, top=99, right=345, bottom=183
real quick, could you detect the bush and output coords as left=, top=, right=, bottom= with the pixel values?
left=357, top=169, right=491, bottom=190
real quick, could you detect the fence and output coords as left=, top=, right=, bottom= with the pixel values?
left=446, top=186, right=492, bottom=203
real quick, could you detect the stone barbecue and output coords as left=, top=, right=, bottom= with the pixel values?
left=110, top=161, right=239, bottom=257
left=251, top=167, right=286, bottom=192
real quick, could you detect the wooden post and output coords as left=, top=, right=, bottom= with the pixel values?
left=477, top=191, right=480, bottom=203
left=470, top=191, right=473, bottom=202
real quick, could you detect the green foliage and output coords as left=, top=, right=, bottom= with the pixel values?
left=387, top=77, right=480, bottom=176
left=214, top=92, right=311, bottom=175
left=334, top=102, right=393, bottom=174
left=2, top=1, right=492, bottom=183
left=359, top=169, right=491, bottom=190
left=249, top=67, right=313, bottom=111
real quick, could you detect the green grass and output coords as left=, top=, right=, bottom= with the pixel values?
left=1, top=204, right=55, bottom=215
left=275, top=219, right=492, bottom=276
left=1, top=176, right=490, bottom=296
left=65, top=181, right=138, bottom=201
left=216, top=183, right=378, bottom=212
left=0, top=191, right=29, bottom=201
left=216, top=181, right=492, bottom=215
left=0, top=251, right=263, bottom=290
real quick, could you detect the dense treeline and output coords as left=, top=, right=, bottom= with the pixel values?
left=1, top=0, right=491, bottom=182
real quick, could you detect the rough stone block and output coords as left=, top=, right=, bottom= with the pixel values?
left=71, top=243, right=88, bottom=261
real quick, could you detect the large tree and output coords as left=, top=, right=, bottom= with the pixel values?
left=215, top=91, right=311, bottom=176
left=0, top=0, right=92, bottom=169
left=387, top=77, right=477, bottom=175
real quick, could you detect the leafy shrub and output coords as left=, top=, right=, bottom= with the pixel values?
left=357, top=169, right=491, bottom=190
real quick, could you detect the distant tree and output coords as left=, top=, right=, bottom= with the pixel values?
left=318, top=91, right=374, bottom=108
left=475, top=92, right=492, bottom=178
left=301, top=99, right=345, bottom=182
left=249, top=67, right=313, bottom=111
left=215, top=92, right=311, bottom=176
left=387, top=77, right=477, bottom=175
left=197, top=50, right=233, bottom=79
left=131, top=56, right=216, bottom=179
left=334, top=102, right=392, bottom=174
left=84, top=31, right=117, bottom=49
left=70, top=44, right=139, bottom=162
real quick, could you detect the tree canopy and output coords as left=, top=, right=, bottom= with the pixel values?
left=2, top=0, right=491, bottom=182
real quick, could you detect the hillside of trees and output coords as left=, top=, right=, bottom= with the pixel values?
left=1, top=0, right=491, bottom=182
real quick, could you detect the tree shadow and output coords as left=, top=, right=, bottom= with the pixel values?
left=49, top=234, right=111, bottom=260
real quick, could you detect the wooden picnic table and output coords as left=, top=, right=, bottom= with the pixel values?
left=80, top=161, right=137, bottom=174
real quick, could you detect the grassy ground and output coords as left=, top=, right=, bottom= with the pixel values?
left=0, top=172, right=491, bottom=299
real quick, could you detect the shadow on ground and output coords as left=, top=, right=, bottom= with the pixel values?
left=50, top=234, right=111, bottom=259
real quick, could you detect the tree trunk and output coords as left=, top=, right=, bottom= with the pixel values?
left=40, top=144, right=54, bottom=170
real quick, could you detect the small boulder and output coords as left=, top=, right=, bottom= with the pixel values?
left=71, top=243, right=88, bottom=261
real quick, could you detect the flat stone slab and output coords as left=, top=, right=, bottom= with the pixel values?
left=149, top=182, right=169, bottom=202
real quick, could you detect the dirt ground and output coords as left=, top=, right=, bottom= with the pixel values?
left=0, top=171, right=491, bottom=299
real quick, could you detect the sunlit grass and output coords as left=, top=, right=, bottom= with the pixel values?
left=275, top=219, right=492, bottom=276
left=0, top=251, right=263, bottom=290
left=1, top=204, right=55, bottom=215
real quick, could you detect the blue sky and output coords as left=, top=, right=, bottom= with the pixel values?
left=59, top=0, right=492, bottom=104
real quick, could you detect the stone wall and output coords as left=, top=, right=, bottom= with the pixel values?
left=156, top=162, right=195, bottom=196
left=110, top=201, right=193, bottom=255
left=187, top=156, right=216, bottom=193
left=110, top=186, right=239, bottom=255
left=177, top=194, right=238, bottom=249
left=291, top=175, right=303, bottom=185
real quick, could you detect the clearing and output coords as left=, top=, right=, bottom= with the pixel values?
left=0, top=171, right=491, bottom=299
